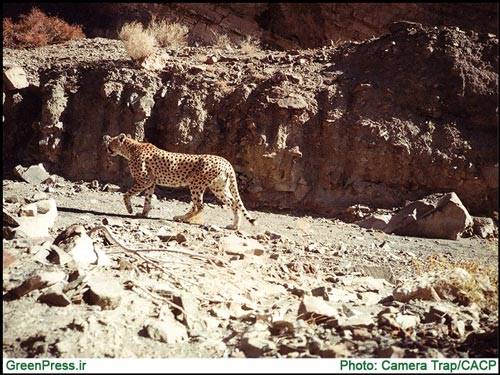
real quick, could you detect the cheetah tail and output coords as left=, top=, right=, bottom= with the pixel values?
left=228, top=171, right=256, bottom=225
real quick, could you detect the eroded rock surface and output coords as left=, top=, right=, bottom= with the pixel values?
left=3, top=22, right=498, bottom=218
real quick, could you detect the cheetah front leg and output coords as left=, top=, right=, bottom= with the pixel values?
left=123, top=179, right=154, bottom=217
left=138, top=183, right=156, bottom=217
left=173, top=187, right=205, bottom=224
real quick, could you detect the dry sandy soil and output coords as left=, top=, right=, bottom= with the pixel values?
left=3, top=177, right=498, bottom=358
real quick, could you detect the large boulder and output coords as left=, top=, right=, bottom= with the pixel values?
left=3, top=66, right=29, bottom=91
left=384, top=192, right=473, bottom=240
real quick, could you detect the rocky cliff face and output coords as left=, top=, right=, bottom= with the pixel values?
left=3, top=22, right=498, bottom=216
left=3, top=3, right=498, bottom=49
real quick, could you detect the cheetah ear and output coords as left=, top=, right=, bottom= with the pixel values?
left=118, top=133, right=126, bottom=142
left=126, top=133, right=132, bottom=139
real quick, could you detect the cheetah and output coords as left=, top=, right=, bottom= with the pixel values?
left=103, top=133, right=256, bottom=230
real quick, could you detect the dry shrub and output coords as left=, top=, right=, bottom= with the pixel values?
left=239, top=36, right=261, bottom=54
left=214, top=80, right=232, bottom=95
left=148, top=17, right=188, bottom=48
left=412, top=254, right=498, bottom=310
left=3, top=7, right=85, bottom=49
left=213, top=33, right=234, bottom=49
left=119, top=21, right=156, bottom=61
left=119, top=18, right=189, bottom=60
left=118, top=21, right=144, bottom=41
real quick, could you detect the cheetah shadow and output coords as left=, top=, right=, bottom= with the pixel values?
left=57, top=206, right=176, bottom=223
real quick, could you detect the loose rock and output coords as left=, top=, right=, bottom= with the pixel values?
left=83, top=275, right=123, bottom=310
left=220, top=234, right=266, bottom=257
left=14, top=164, right=51, bottom=185
left=6, top=271, right=67, bottom=300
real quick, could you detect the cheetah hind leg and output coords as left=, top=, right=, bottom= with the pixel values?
left=173, top=207, right=204, bottom=224
left=173, top=187, right=205, bottom=224
left=209, top=183, right=239, bottom=230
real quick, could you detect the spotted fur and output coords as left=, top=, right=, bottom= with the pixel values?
left=103, top=133, right=256, bottom=230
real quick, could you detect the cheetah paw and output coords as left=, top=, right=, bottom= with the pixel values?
left=225, top=224, right=239, bottom=230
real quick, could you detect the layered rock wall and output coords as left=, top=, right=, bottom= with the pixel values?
left=3, top=22, right=498, bottom=216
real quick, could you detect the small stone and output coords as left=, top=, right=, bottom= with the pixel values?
left=220, top=234, right=265, bottom=257
left=393, top=281, right=441, bottom=303
left=394, top=314, right=420, bottom=330
left=102, top=217, right=122, bottom=226
left=46, top=245, right=73, bottom=266
left=32, top=245, right=51, bottom=264
left=305, top=242, right=323, bottom=253
left=157, top=226, right=177, bottom=241
left=269, top=320, right=294, bottom=336
left=19, top=203, right=38, bottom=217
left=175, top=233, right=187, bottom=244
left=6, top=271, right=67, bottom=300
left=31, top=192, right=49, bottom=202
left=103, top=184, right=121, bottom=192
left=14, top=199, right=58, bottom=238
left=3, top=250, right=16, bottom=268
left=311, top=286, right=329, bottom=299
left=118, top=259, right=134, bottom=271
left=239, top=334, right=276, bottom=358
left=38, top=285, right=71, bottom=307
left=352, top=327, right=372, bottom=340
left=472, top=217, right=495, bottom=238
left=157, top=227, right=187, bottom=244
left=326, top=288, right=358, bottom=303
left=205, top=224, right=222, bottom=232
left=189, top=65, right=207, bottom=74
left=265, top=230, right=281, bottom=240
left=338, top=313, right=376, bottom=328
left=83, top=275, right=122, bottom=310
left=378, top=345, right=405, bottom=358
left=3, top=209, right=20, bottom=227
left=298, top=295, right=340, bottom=325
left=144, top=307, right=188, bottom=344
left=205, top=55, right=218, bottom=64
left=210, top=304, right=231, bottom=320
left=316, top=343, right=351, bottom=358
left=5, top=195, right=20, bottom=204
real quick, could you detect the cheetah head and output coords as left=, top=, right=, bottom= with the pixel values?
left=103, top=133, right=131, bottom=157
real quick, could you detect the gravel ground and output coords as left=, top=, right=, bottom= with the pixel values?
left=3, top=178, right=498, bottom=358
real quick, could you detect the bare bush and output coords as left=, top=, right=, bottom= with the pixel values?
left=213, top=33, right=234, bottom=49
left=119, top=21, right=156, bottom=61
left=412, top=255, right=498, bottom=310
left=3, top=7, right=85, bottom=49
left=118, top=21, right=144, bottom=41
left=148, top=17, right=188, bottom=49
left=239, top=36, right=261, bottom=54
